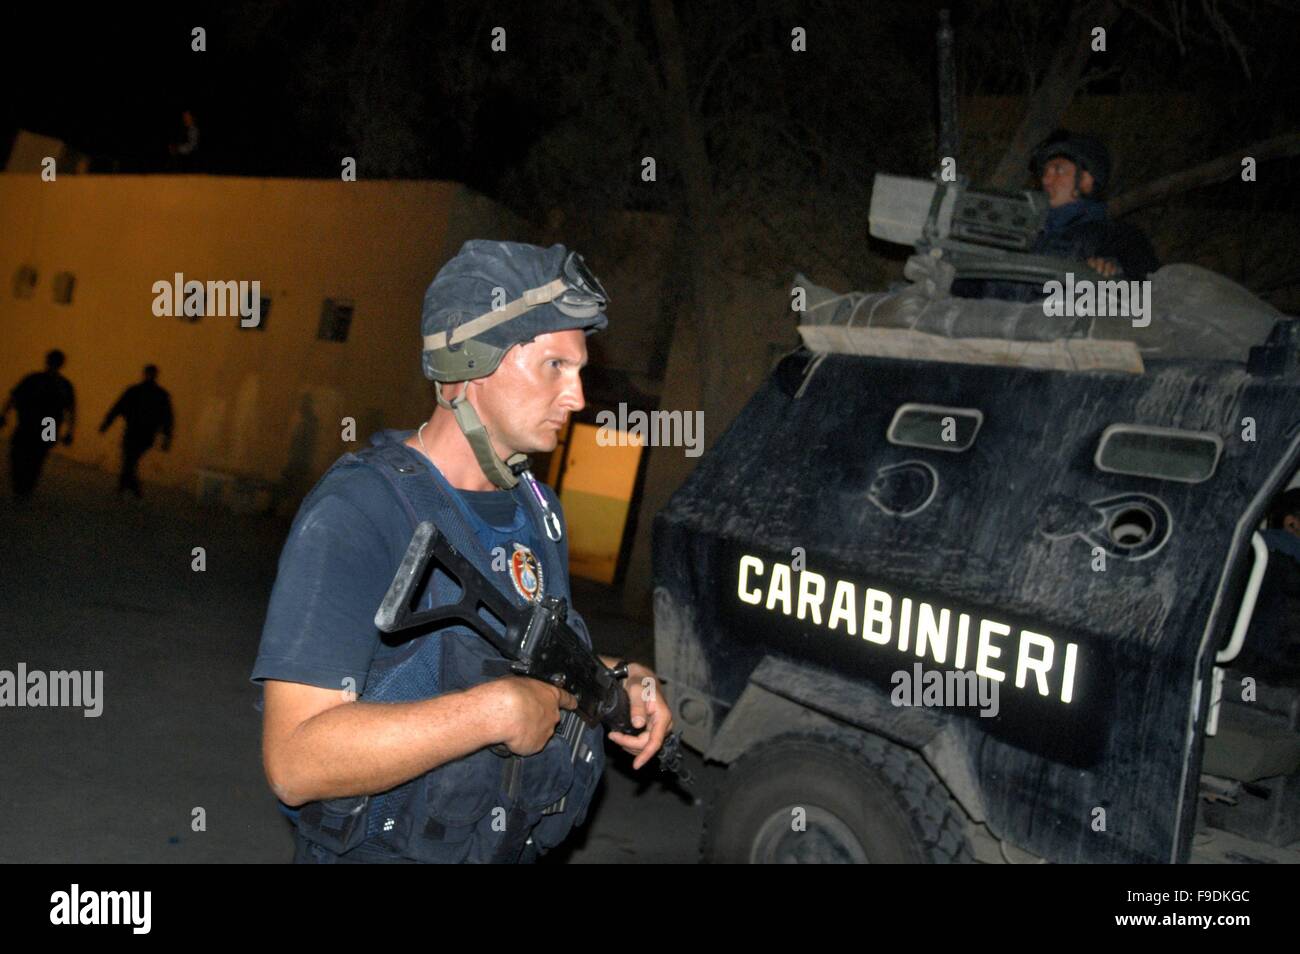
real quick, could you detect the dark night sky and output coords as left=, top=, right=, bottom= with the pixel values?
left=2, top=4, right=554, bottom=189
left=3, top=2, right=1298, bottom=225
left=3, top=10, right=209, bottom=167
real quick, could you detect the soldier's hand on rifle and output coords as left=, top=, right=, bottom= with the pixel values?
left=605, top=661, right=675, bottom=770
left=494, top=676, right=577, bottom=757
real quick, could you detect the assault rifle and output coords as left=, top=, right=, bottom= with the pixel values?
left=374, top=521, right=690, bottom=788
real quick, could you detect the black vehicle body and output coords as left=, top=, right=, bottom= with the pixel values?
left=653, top=288, right=1300, bottom=863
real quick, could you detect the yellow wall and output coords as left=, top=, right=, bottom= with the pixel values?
left=0, top=174, right=521, bottom=497
left=557, top=422, right=643, bottom=583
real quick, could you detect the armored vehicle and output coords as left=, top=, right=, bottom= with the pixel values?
left=651, top=173, right=1300, bottom=863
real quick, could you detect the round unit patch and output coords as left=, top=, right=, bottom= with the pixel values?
left=509, top=542, right=545, bottom=602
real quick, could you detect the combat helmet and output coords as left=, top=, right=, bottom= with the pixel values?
left=420, top=240, right=608, bottom=489
left=1030, top=129, right=1112, bottom=197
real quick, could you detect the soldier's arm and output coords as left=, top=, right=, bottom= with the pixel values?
left=100, top=392, right=124, bottom=433
left=262, top=676, right=575, bottom=806
left=0, top=378, right=28, bottom=428
left=257, top=484, right=573, bottom=805
left=262, top=679, right=501, bottom=805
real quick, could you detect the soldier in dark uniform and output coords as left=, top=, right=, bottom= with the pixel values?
left=0, top=350, right=77, bottom=499
left=99, top=365, right=174, bottom=498
left=954, top=131, right=1161, bottom=301
left=252, top=241, right=673, bottom=863
left=1029, top=129, right=1161, bottom=281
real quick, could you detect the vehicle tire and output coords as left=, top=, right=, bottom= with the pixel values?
left=702, top=732, right=972, bottom=863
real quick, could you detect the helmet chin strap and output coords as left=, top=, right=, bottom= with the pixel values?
left=435, top=382, right=528, bottom=489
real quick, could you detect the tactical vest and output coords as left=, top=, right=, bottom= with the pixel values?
left=294, top=430, right=606, bottom=862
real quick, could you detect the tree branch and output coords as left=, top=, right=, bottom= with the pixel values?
left=591, top=2, right=667, bottom=104
left=987, top=0, right=1120, bottom=186
left=690, top=10, right=769, bottom=113
left=1107, top=132, right=1300, bottom=216
left=647, top=0, right=715, bottom=221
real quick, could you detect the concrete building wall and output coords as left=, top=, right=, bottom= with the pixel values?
left=0, top=172, right=799, bottom=593
left=0, top=174, right=523, bottom=498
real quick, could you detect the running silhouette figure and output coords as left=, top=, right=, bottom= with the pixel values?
left=100, top=365, right=174, bottom=498
left=1, top=349, right=76, bottom=498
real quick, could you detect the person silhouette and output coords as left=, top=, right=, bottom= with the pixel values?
left=1, top=350, right=76, bottom=498
left=99, top=365, right=174, bottom=498
left=168, top=109, right=200, bottom=171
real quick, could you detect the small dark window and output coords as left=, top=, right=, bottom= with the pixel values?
left=887, top=404, right=983, bottom=453
left=52, top=272, right=75, bottom=304
left=1095, top=425, right=1221, bottom=484
left=13, top=266, right=37, bottom=298
left=318, top=298, right=353, bottom=343
left=241, top=296, right=271, bottom=331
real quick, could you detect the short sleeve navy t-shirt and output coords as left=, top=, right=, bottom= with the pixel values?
left=250, top=455, right=537, bottom=695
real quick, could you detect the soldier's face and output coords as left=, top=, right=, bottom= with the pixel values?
left=474, top=329, right=587, bottom=456
left=1042, top=157, right=1085, bottom=208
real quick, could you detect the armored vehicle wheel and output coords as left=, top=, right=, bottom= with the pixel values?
left=702, top=733, right=972, bottom=863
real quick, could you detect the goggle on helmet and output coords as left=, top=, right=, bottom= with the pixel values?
left=421, top=251, right=608, bottom=383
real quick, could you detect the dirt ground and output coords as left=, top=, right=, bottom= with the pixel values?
left=0, top=446, right=703, bottom=863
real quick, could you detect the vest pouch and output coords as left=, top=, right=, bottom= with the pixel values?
left=479, top=737, right=582, bottom=863
left=296, top=795, right=372, bottom=855
left=528, top=723, right=606, bottom=850
left=517, top=729, right=583, bottom=813
left=395, top=745, right=504, bottom=863
left=398, top=727, right=590, bottom=863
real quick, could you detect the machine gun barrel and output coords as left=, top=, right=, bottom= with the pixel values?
left=936, top=8, right=959, bottom=167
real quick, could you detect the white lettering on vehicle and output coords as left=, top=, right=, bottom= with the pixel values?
left=735, top=554, right=1080, bottom=705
